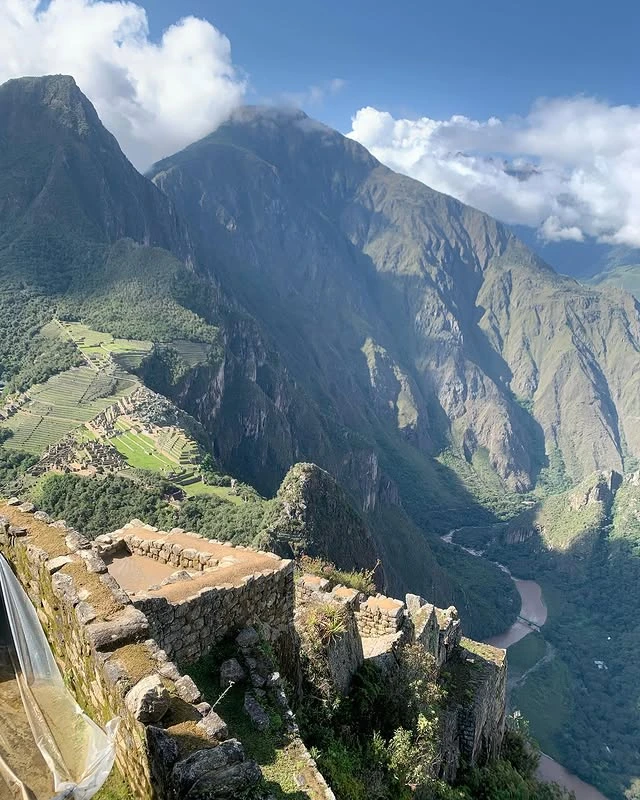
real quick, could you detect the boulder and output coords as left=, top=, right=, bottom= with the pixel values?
left=75, top=601, right=97, bottom=624
left=79, top=549, right=107, bottom=573
left=219, top=658, right=246, bottom=687
left=197, top=711, right=229, bottom=741
left=47, top=555, right=74, bottom=574
left=175, top=674, right=201, bottom=704
left=125, top=674, right=170, bottom=723
left=146, top=726, right=179, bottom=788
left=86, top=606, right=149, bottom=650
left=235, top=626, right=259, bottom=649
left=243, top=692, right=270, bottom=731
left=172, top=739, right=244, bottom=795
left=181, top=761, right=262, bottom=799
left=161, top=570, right=193, bottom=586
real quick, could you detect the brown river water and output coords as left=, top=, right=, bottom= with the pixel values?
left=441, top=530, right=609, bottom=800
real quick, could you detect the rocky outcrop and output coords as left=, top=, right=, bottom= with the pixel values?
left=440, top=639, right=507, bottom=780
left=0, top=503, right=263, bottom=800
left=266, top=463, right=384, bottom=587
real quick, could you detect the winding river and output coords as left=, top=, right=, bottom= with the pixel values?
left=441, top=530, right=609, bottom=800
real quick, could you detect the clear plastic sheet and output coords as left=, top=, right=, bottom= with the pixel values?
left=0, top=554, right=118, bottom=800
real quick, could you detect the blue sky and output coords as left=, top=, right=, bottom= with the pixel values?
left=149, top=0, right=640, bottom=132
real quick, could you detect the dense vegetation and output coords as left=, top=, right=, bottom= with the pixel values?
left=295, top=631, right=572, bottom=800
left=0, top=432, right=37, bottom=488
left=482, top=476, right=640, bottom=800
left=31, top=472, right=274, bottom=543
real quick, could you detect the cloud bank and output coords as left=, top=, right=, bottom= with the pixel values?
left=1, top=0, right=246, bottom=169
left=348, top=98, right=640, bottom=247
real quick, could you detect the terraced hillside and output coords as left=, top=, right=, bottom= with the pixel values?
left=2, top=367, right=136, bottom=454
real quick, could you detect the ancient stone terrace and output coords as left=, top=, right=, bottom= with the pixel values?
left=0, top=502, right=269, bottom=800
left=0, top=501, right=507, bottom=798
left=97, top=521, right=295, bottom=666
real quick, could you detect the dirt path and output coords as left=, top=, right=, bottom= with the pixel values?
left=508, top=643, right=556, bottom=691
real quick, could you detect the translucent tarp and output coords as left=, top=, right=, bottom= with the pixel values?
left=0, top=554, right=118, bottom=800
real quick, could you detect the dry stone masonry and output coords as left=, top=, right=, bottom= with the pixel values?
left=0, top=500, right=508, bottom=797
left=294, top=573, right=505, bottom=780
left=0, top=504, right=265, bottom=800
left=99, top=522, right=295, bottom=666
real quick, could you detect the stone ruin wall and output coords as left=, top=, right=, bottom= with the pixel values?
left=0, top=503, right=263, bottom=800
left=0, top=498, right=508, bottom=798
left=294, top=575, right=506, bottom=780
left=100, top=524, right=296, bottom=668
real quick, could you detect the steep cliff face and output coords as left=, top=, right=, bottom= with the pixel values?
left=503, top=469, right=622, bottom=556
left=0, top=75, right=191, bottom=291
left=149, top=106, right=640, bottom=498
left=439, top=639, right=507, bottom=781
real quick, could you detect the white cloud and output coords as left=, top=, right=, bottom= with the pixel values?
left=347, top=98, right=640, bottom=247
left=0, top=0, right=246, bottom=169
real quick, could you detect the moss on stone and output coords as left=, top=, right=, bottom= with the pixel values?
left=111, top=643, right=157, bottom=685
left=0, top=504, right=68, bottom=557
left=460, top=637, right=506, bottom=667
left=164, top=720, right=213, bottom=758
left=60, top=561, right=123, bottom=620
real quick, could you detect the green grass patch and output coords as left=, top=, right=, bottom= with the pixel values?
left=111, top=427, right=176, bottom=471
left=187, top=653, right=312, bottom=799
left=182, top=480, right=243, bottom=503
left=94, top=769, right=134, bottom=800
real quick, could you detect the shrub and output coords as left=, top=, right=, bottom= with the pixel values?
left=296, top=554, right=379, bottom=595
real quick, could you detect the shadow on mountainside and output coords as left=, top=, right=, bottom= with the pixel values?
left=467, top=483, right=640, bottom=800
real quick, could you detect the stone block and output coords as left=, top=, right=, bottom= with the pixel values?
left=175, top=674, right=202, bottom=704
left=125, top=674, right=170, bottom=723
left=220, top=658, right=246, bottom=687
left=197, top=710, right=229, bottom=741
left=86, top=606, right=149, bottom=650
left=243, top=692, right=270, bottom=731
left=236, top=626, right=260, bottom=649
left=79, top=549, right=107, bottom=574
left=47, top=555, right=74, bottom=573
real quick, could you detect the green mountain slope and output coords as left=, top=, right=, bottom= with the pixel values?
left=149, top=106, right=640, bottom=496
left=0, top=76, right=518, bottom=636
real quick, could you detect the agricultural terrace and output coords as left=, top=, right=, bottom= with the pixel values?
left=167, top=340, right=210, bottom=367
left=111, top=419, right=177, bottom=471
left=1, top=367, right=136, bottom=454
left=111, top=419, right=237, bottom=501
left=156, top=429, right=199, bottom=464
left=51, top=321, right=154, bottom=372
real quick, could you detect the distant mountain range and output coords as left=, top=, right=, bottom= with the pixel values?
left=513, top=223, right=640, bottom=292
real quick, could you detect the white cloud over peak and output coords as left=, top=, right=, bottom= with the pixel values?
left=1, top=0, right=246, bottom=169
left=347, top=98, right=640, bottom=247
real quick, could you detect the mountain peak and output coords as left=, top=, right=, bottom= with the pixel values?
left=0, top=74, right=99, bottom=138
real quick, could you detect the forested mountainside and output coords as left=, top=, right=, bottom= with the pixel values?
left=1, top=75, right=640, bottom=798
left=0, top=75, right=518, bottom=637
left=149, top=105, right=640, bottom=495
